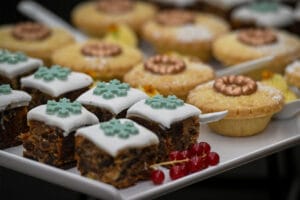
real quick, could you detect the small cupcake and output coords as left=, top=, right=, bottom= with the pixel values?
left=187, top=75, right=284, bottom=137
left=231, top=1, right=294, bottom=29
left=0, top=50, right=43, bottom=89
left=200, top=0, right=254, bottom=19
left=21, top=65, right=93, bottom=109
left=52, top=40, right=142, bottom=81
left=124, top=54, right=215, bottom=100
left=285, top=60, right=300, bottom=89
left=142, top=9, right=229, bottom=61
left=0, top=22, right=75, bottom=65
left=72, top=0, right=157, bottom=37
left=0, top=84, right=31, bottom=149
left=213, top=28, right=300, bottom=79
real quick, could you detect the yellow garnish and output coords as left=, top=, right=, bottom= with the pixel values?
left=261, top=70, right=274, bottom=80
left=139, top=85, right=160, bottom=97
left=261, top=73, right=297, bottom=103
left=103, top=24, right=138, bottom=47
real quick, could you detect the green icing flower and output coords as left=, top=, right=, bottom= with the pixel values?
left=145, top=95, right=184, bottom=110
left=46, top=98, right=82, bottom=118
left=0, top=50, right=27, bottom=64
left=249, top=1, right=279, bottom=13
left=34, top=65, right=71, bottom=82
left=100, top=119, right=139, bottom=139
left=93, top=79, right=130, bottom=99
left=0, top=84, right=12, bottom=95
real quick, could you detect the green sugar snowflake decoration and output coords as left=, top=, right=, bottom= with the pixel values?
left=0, top=50, right=27, bottom=64
left=0, top=84, right=12, bottom=95
left=46, top=98, right=82, bottom=118
left=100, top=119, right=139, bottom=139
left=249, top=1, right=279, bottom=13
left=145, top=95, right=184, bottom=110
left=93, top=79, right=130, bottom=99
left=34, top=65, right=71, bottom=82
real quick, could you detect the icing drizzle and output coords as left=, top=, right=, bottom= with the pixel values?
left=100, top=119, right=139, bottom=139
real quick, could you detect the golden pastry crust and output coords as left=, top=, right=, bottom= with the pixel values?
left=72, top=1, right=157, bottom=37
left=0, top=25, right=75, bottom=65
left=124, top=57, right=215, bottom=100
left=212, top=30, right=300, bottom=78
left=187, top=81, right=284, bottom=119
left=285, top=62, right=300, bottom=88
left=142, top=13, right=229, bottom=61
left=51, top=40, right=142, bottom=81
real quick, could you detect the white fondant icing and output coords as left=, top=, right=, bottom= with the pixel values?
left=176, top=25, right=212, bottom=42
left=76, top=87, right=148, bottom=115
left=285, top=60, right=300, bottom=74
left=232, top=4, right=294, bottom=27
left=75, top=119, right=159, bottom=157
left=0, top=57, right=43, bottom=79
left=126, top=99, right=201, bottom=128
left=203, top=0, right=254, bottom=9
left=0, top=90, right=31, bottom=111
left=27, top=105, right=99, bottom=136
left=21, top=72, right=93, bottom=97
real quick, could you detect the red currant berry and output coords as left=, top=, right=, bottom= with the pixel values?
left=169, top=151, right=180, bottom=161
left=189, top=143, right=204, bottom=156
left=169, top=165, right=186, bottom=180
left=187, top=156, right=202, bottom=173
left=200, top=156, right=209, bottom=170
left=208, top=152, right=220, bottom=166
left=151, top=170, right=165, bottom=185
left=178, top=150, right=190, bottom=159
left=199, top=142, right=211, bottom=155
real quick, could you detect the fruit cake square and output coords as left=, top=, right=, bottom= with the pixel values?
left=76, top=79, right=148, bottom=122
left=127, top=95, right=200, bottom=161
left=0, top=84, right=31, bottom=149
left=21, top=65, right=93, bottom=109
left=0, top=50, right=42, bottom=89
left=21, top=98, right=98, bottom=168
left=75, top=118, right=159, bottom=188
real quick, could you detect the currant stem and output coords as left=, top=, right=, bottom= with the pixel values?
left=150, top=159, right=189, bottom=169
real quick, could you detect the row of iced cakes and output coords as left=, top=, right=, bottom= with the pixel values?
left=2, top=51, right=300, bottom=188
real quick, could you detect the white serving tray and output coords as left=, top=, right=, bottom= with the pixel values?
left=1, top=116, right=300, bottom=200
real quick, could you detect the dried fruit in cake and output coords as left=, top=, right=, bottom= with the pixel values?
left=0, top=22, right=75, bottom=65
left=187, top=75, right=284, bottom=136
left=0, top=84, right=31, bottom=149
left=142, top=9, right=229, bottom=61
left=75, top=119, right=159, bottom=188
left=21, top=98, right=98, bottom=168
left=127, top=95, right=201, bottom=161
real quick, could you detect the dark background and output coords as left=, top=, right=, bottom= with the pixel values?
left=0, top=1, right=300, bottom=200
